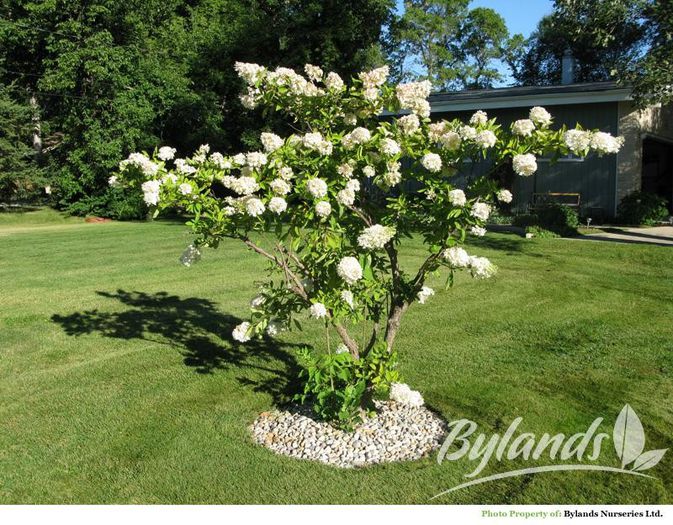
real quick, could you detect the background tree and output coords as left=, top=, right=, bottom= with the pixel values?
left=0, top=83, right=45, bottom=202
left=0, top=0, right=394, bottom=216
left=388, top=0, right=523, bottom=90
left=514, top=0, right=645, bottom=87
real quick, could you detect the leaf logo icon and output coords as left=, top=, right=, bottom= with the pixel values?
left=613, top=404, right=667, bottom=471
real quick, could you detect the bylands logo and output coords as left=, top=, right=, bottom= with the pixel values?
left=431, top=404, right=667, bottom=499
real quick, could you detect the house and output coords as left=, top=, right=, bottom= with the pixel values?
left=428, top=74, right=673, bottom=220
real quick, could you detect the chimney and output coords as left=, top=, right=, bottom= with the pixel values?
left=562, top=48, right=576, bottom=85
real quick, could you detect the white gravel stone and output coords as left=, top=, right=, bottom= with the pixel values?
left=250, top=401, right=447, bottom=468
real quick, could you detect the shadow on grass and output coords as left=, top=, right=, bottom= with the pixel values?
left=51, top=289, right=303, bottom=404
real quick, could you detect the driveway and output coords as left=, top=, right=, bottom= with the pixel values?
left=579, top=226, right=673, bottom=246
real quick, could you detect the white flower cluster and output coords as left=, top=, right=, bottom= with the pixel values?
left=382, top=161, right=402, bottom=187
left=232, top=321, right=251, bottom=342
left=120, top=153, right=159, bottom=177
left=497, top=189, right=513, bottom=203
left=470, top=110, right=488, bottom=126
left=421, top=153, right=442, bottom=173
left=511, top=119, right=535, bottom=137
left=563, top=129, right=592, bottom=153
left=268, top=197, right=287, bottom=214
left=245, top=197, right=265, bottom=216
left=261, top=132, right=284, bottom=153
left=315, top=201, right=332, bottom=218
left=309, top=302, right=328, bottom=319
left=340, top=290, right=354, bottom=309
left=342, top=127, right=371, bottom=149
left=471, top=202, right=492, bottom=221
left=270, top=178, right=292, bottom=195
left=469, top=256, right=497, bottom=279
left=590, top=132, right=624, bottom=155
left=397, top=114, right=420, bottom=135
left=179, top=244, right=201, bottom=267
left=475, top=130, right=497, bottom=149
left=337, top=178, right=360, bottom=206
left=306, top=177, right=328, bottom=198
left=227, top=175, right=259, bottom=196
left=302, top=132, right=333, bottom=155
left=448, top=189, right=466, bottom=206
left=358, top=66, right=389, bottom=88
left=442, top=246, right=471, bottom=268
left=337, top=256, right=363, bottom=285
left=325, top=72, right=344, bottom=91
left=390, top=383, right=424, bottom=407
left=417, top=286, right=435, bottom=304
left=357, top=224, right=396, bottom=250
left=529, top=106, right=552, bottom=127
left=141, top=180, right=161, bottom=205
left=512, top=153, right=538, bottom=177
left=395, top=80, right=432, bottom=117
left=380, top=138, right=401, bottom=157
left=439, top=131, right=461, bottom=151
left=158, top=146, right=176, bottom=161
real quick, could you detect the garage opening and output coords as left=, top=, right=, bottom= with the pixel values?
left=642, top=137, right=673, bottom=213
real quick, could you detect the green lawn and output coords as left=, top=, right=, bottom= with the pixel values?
left=1, top=210, right=672, bottom=504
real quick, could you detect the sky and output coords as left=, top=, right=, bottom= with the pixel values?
left=394, top=0, right=555, bottom=85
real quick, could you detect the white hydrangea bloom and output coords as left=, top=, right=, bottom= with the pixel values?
left=421, top=153, right=442, bottom=173
left=459, top=125, right=477, bottom=140
left=304, top=64, right=323, bottom=82
left=337, top=256, right=363, bottom=285
left=231, top=176, right=259, bottom=195
left=512, top=153, right=538, bottom=176
left=232, top=321, right=251, bottom=342
left=261, top=132, right=284, bottom=153
left=357, top=224, right=396, bottom=250
left=158, top=146, right=176, bottom=161
left=448, top=189, right=466, bottom=206
left=564, top=129, right=592, bottom=153
left=390, top=383, right=424, bottom=407
left=121, top=152, right=159, bottom=176
left=245, top=151, right=268, bottom=168
left=337, top=188, right=355, bottom=206
left=397, top=114, right=420, bottom=135
left=278, top=166, right=294, bottom=180
left=439, top=131, right=461, bottom=151
left=497, top=189, right=513, bottom=203
left=358, top=66, right=389, bottom=88
left=470, top=256, right=497, bottom=279
left=179, top=244, right=201, bottom=267
left=475, top=130, right=497, bottom=149
left=362, top=165, right=376, bottom=178
left=590, top=132, right=623, bottom=154
left=417, top=286, right=435, bottom=304
left=512, top=119, right=535, bottom=137
left=178, top=183, right=193, bottom=195
left=380, top=138, right=401, bottom=156
left=250, top=294, right=266, bottom=308
left=240, top=88, right=260, bottom=109
left=325, top=72, right=344, bottom=91
left=345, top=127, right=371, bottom=147
left=383, top=169, right=402, bottom=187
left=529, top=106, right=552, bottom=127
left=396, top=80, right=432, bottom=117
left=266, top=321, right=282, bottom=337
left=471, top=202, right=492, bottom=221
left=108, top=175, right=119, bottom=187
left=340, top=290, right=355, bottom=309
left=470, top=226, right=487, bottom=237
left=268, top=197, right=287, bottom=214
left=232, top=153, right=246, bottom=166
left=335, top=343, right=349, bottom=354
left=470, top=110, right=488, bottom=126
left=209, top=152, right=230, bottom=169
left=245, top=197, right=265, bottom=216
left=442, top=246, right=470, bottom=268
left=309, top=302, right=328, bottom=319
left=315, top=200, right=332, bottom=218
left=346, top=179, right=360, bottom=192
left=141, top=180, right=161, bottom=205
left=234, top=62, right=266, bottom=84
left=428, top=121, right=447, bottom=141
left=306, top=178, right=328, bottom=198
left=337, top=163, right=354, bottom=178
left=270, top=178, right=291, bottom=195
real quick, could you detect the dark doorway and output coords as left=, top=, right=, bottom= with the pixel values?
left=642, top=137, right=673, bottom=213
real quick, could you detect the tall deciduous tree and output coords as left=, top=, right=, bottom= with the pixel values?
left=388, top=0, right=523, bottom=90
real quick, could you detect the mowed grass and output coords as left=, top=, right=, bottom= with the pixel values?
left=1, top=211, right=672, bottom=504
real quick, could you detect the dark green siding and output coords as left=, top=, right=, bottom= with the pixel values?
left=434, top=102, right=619, bottom=217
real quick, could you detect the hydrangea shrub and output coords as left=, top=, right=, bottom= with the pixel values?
left=113, top=63, right=622, bottom=422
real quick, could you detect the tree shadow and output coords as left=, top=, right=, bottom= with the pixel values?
left=51, top=290, right=304, bottom=405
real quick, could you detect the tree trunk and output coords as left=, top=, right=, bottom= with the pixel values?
left=384, top=302, right=408, bottom=353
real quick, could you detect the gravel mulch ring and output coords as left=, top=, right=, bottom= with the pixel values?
left=250, top=401, right=448, bottom=468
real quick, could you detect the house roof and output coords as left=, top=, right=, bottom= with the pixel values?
left=429, top=81, right=632, bottom=113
